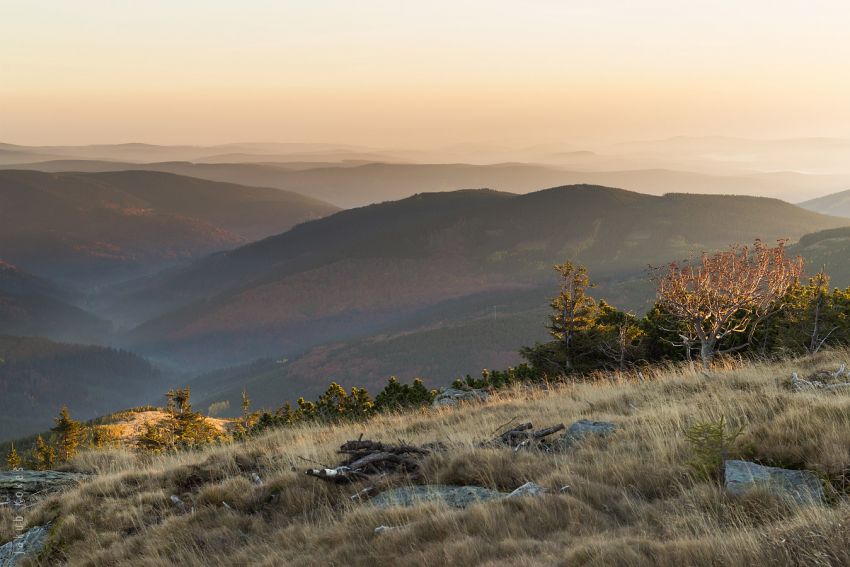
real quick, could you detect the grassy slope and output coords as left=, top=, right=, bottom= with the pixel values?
left=12, top=353, right=850, bottom=566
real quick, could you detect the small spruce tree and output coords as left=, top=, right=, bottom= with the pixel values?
left=52, top=406, right=84, bottom=462
left=6, top=444, right=21, bottom=470
left=33, top=435, right=55, bottom=471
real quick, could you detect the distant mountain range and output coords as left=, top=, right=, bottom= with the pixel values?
left=0, top=170, right=338, bottom=286
left=108, top=185, right=849, bottom=413
left=7, top=160, right=850, bottom=207
left=3, top=166, right=849, bottom=426
left=800, top=189, right=850, bottom=218
left=0, top=141, right=402, bottom=165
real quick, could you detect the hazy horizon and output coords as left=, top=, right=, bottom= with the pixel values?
left=5, top=1, right=850, bottom=148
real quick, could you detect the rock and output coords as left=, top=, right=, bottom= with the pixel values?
left=169, top=494, right=186, bottom=510
left=432, top=388, right=490, bottom=408
left=373, top=525, right=397, bottom=534
left=370, top=482, right=549, bottom=509
left=0, top=524, right=50, bottom=567
left=370, top=484, right=504, bottom=509
left=0, top=471, right=86, bottom=506
left=559, top=419, right=618, bottom=448
left=507, top=481, right=546, bottom=498
left=724, top=460, right=824, bottom=505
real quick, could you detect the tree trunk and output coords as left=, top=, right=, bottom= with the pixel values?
left=699, top=339, right=716, bottom=369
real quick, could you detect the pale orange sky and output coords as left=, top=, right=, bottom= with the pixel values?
left=2, top=0, right=850, bottom=147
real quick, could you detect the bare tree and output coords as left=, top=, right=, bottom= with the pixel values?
left=805, top=271, right=836, bottom=354
left=655, top=240, right=803, bottom=368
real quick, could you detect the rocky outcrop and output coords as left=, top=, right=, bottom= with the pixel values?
left=724, top=460, right=824, bottom=505
left=559, top=419, right=619, bottom=448
left=432, top=388, right=490, bottom=408
left=370, top=482, right=546, bottom=509
left=0, top=471, right=86, bottom=505
left=0, top=524, right=50, bottom=567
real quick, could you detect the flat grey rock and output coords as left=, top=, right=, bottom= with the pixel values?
left=432, top=388, right=490, bottom=407
left=507, top=481, right=546, bottom=498
left=370, top=481, right=546, bottom=509
left=724, top=460, right=824, bottom=505
left=559, top=419, right=619, bottom=448
left=370, top=484, right=505, bottom=509
left=0, top=524, right=50, bottom=567
left=0, top=471, right=86, bottom=504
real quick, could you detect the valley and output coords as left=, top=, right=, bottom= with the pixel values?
left=3, top=165, right=850, bottom=438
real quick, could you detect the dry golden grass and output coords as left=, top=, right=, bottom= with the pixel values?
left=15, top=352, right=850, bottom=566
left=92, top=410, right=233, bottom=449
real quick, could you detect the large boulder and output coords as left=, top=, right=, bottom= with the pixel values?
left=370, top=484, right=504, bottom=509
left=724, top=460, right=824, bottom=505
left=559, top=419, right=619, bottom=448
left=0, top=524, right=50, bottom=567
left=370, top=482, right=546, bottom=509
left=432, top=388, right=490, bottom=408
left=0, top=471, right=86, bottom=505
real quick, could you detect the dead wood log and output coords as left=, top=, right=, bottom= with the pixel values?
left=484, top=421, right=566, bottom=451
left=532, top=423, right=565, bottom=439
left=306, top=438, right=432, bottom=484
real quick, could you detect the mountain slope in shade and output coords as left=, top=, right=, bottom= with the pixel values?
left=0, top=259, right=108, bottom=342
left=0, top=335, right=168, bottom=441
left=0, top=170, right=339, bottom=285
left=125, top=185, right=850, bottom=371
left=790, top=227, right=850, bottom=286
left=799, top=188, right=850, bottom=218
left=10, top=160, right=850, bottom=207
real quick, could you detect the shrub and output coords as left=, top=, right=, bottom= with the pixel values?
left=684, top=416, right=745, bottom=481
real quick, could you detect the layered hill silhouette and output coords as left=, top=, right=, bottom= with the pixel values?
left=790, top=227, right=850, bottom=285
left=10, top=160, right=850, bottom=207
left=800, top=188, right=850, bottom=218
left=122, top=186, right=849, bottom=393
left=0, top=335, right=168, bottom=441
left=0, top=260, right=107, bottom=343
left=0, top=170, right=338, bottom=286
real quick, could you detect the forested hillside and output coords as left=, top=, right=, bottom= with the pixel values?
left=0, top=336, right=167, bottom=441
left=121, top=186, right=849, bottom=406
left=0, top=260, right=107, bottom=342
left=0, top=170, right=338, bottom=286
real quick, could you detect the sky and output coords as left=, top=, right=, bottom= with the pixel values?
left=2, top=0, right=850, bottom=147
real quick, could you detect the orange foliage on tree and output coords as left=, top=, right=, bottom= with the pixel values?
left=655, top=239, right=803, bottom=367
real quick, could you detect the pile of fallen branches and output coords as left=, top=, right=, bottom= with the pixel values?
left=305, top=436, right=432, bottom=486
left=484, top=420, right=565, bottom=452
